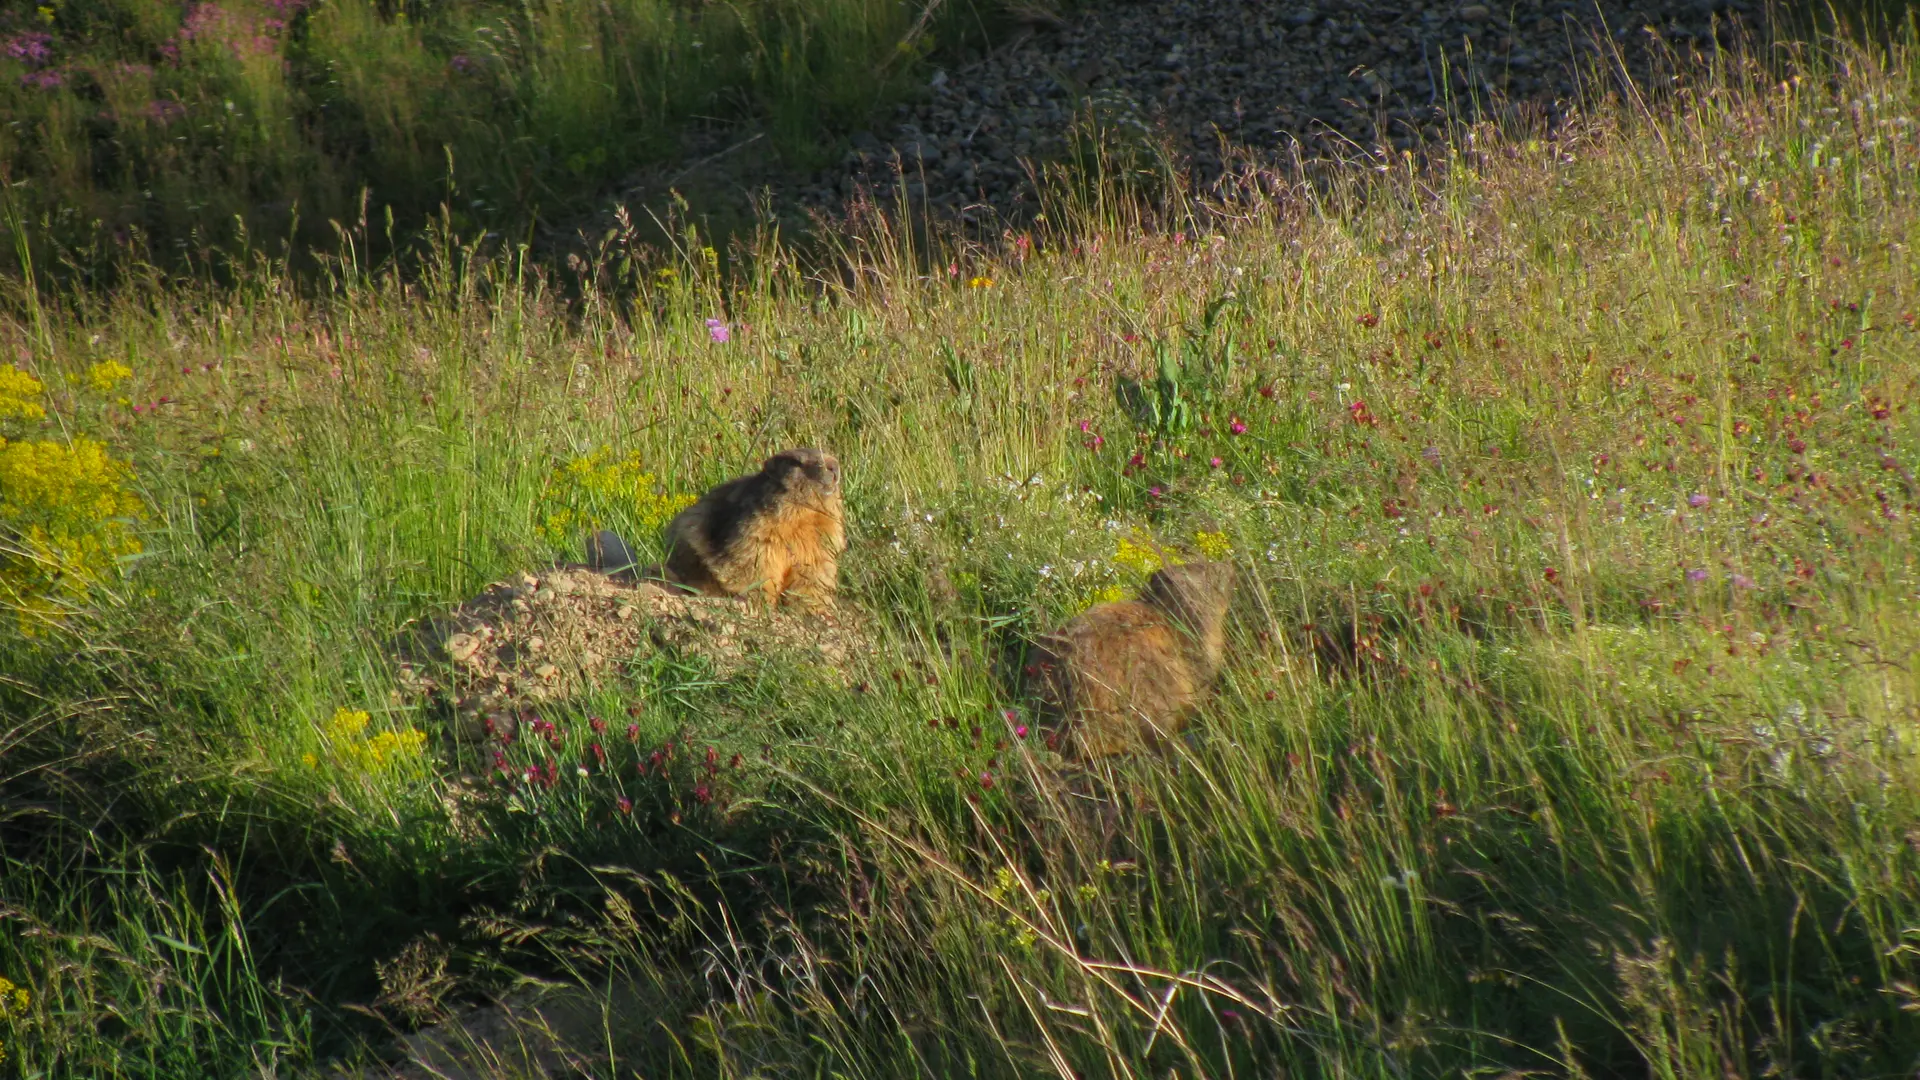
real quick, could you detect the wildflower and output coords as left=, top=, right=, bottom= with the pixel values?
left=626, top=722, right=640, bottom=741
left=1422, top=446, right=1442, bottom=465
left=1732, top=574, right=1755, bottom=589
left=589, top=716, right=606, bottom=734
left=1228, top=417, right=1247, bottom=435
left=1113, top=535, right=1164, bottom=574
left=1209, top=456, right=1223, bottom=468
left=5, top=33, right=52, bottom=65
left=1348, top=400, right=1377, bottom=426
left=449, top=53, right=475, bottom=73
left=1356, top=312, right=1379, bottom=328
left=968, top=276, right=994, bottom=288
left=693, top=783, right=713, bottom=804
left=616, top=795, right=633, bottom=814
left=705, top=318, right=730, bottom=343
left=1788, top=437, right=1807, bottom=454
left=979, top=772, right=994, bottom=790
left=0, top=366, right=45, bottom=420
left=1193, top=530, right=1232, bottom=560
left=1686, top=568, right=1708, bottom=584
left=590, top=741, right=606, bottom=764
left=1688, top=493, right=1709, bottom=508
left=1014, top=725, right=1028, bottom=739
left=85, top=360, right=133, bottom=393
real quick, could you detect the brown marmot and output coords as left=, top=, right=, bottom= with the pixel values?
left=660, top=448, right=846, bottom=609
left=1028, top=559, right=1236, bottom=758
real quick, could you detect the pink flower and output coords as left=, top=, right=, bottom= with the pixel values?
left=615, top=795, right=633, bottom=814
left=705, top=318, right=730, bottom=343
left=589, top=716, right=606, bottom=734
left=693, top=783, right=713, bottom=804
left=1209, top=457, right=1223, bottom=468
left=1688, top=493, right=1709, bottom=508
left=1014, top=725, right=1028, bottom=739
left=1732, top=574, right=1756, bottom=589
left=5, top=33, right=53, bottom=66
left=625, top=722, right=640, bottom=741
left=1229, top=418, right=1247, bottom=435
left=1685, top=569, right=1708, bottom=584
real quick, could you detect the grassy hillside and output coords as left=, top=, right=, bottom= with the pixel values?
left=0, top=0, right=991, bottom=274
left=1, top=30, right=1919, bottom=1079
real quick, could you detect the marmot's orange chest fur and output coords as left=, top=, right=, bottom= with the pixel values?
left=663, top=448, right=846, bottom=609
left=1029, top=560, right=1235, bottom=758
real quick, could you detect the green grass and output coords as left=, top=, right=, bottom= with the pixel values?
left=0, top=0, right=995, bottom=277
left=2, top=28, right=1920, bottom=1079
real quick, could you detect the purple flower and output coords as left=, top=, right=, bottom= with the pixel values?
left=19, top=69, right=63, bottom=90
left=1688, top=493, right=1709, bottom=508
left=1731, top=574, right=1755, bottom=590
left=449, top=53, right=475, bottom=73
left=5, top=33, right=53, bottom=66
left=705, top=318, right=730, bottom=343
left=1209, top=456, right=1223, bottom=468
left=145, top=99, right=186, bottom=124
left=1229, top=418, right=1247, bottom=435
left=1685, top=568, right=1708, bottom=584
left=1422, top=446, right=1442, bottom=465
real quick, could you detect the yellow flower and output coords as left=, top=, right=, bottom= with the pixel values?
left=967, top=276, right=994, bottom=289
left=0, top=366, right=45, bottom=421
left=1112, top=535, right=1164, bottom=575
left=84, top=360, right=133, bottom=393
left=1090, top=584, right=1127, bottom=605
left=535, top=450, right=694, bottom=546
left=0, top=436, right=145, bottom=631
left=360, top=728, right=427, bottom=766
left=1192, top=530, right=1232, bottom=561
left=327, top=707, right=370, bottom=741
left=317, top=708, right=427, bottom=773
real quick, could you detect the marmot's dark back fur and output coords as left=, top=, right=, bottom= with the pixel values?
left=662, top=448, right=845, bottom=608
left=1028, top=560, right=1235, bottom=758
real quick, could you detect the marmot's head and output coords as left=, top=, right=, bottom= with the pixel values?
left=1144, top=560, right=1235, bottom=633
left=762, top=447, right=841, bottom=503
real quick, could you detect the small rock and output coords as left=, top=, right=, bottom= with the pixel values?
left=446, top=633, right=481, bottom=664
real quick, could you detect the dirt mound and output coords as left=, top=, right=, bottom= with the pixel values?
left=392, top=566, right=872, bottom=739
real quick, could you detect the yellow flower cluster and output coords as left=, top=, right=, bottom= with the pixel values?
left=0, top=974, right=29, bottom=1067
left=1192, top=530, right=1233, bottom=561
left=0, top=366, right=46, bottom=421
left=307, top=707, right=428, bottom=772
left=84, top=360, right=133, bottom=393
left=1112, top=535, right=1172, bottom=575
left=0, top=435, right=146, bottom=631
left=535, top=449, right=694, bottom=548
left=967, top=276, right=994, bottom=289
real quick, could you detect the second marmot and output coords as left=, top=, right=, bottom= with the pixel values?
left=1028, top=560, right=1236, bottom=758
left=661, top=447, right=846, bottom=609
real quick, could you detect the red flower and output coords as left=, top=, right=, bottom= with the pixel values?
left=1357, top=312, right=1379, bottom=328
left=589, top=716, right=606, bottom=734
left=693, top=783, right=713, bottom=804
left=1348, top=400, right=1377, bottom=426
left=616, top=795, right=633, bottom=814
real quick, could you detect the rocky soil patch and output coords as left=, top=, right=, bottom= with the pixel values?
left=594, top=0, right=1764, bottom=238
left=391, top=566, right=873, bottom=739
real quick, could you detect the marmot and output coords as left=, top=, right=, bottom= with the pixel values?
left=1028, top=560, right=1236, bottom=758
left=660, top=448, right=846, bottom=608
